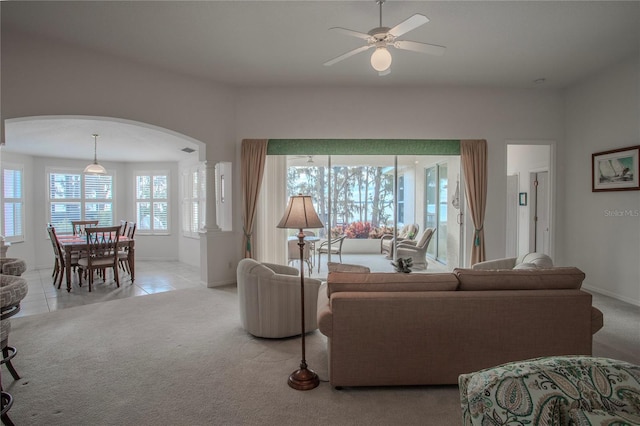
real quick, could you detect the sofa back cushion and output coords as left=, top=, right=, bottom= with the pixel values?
left=454, top=267, right=585, bottom=291
left=327, top=271, right=458, bottom=296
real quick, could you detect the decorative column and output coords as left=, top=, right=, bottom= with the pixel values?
left=199, top=161, right=237, bottom=287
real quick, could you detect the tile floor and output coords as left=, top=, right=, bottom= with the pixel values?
left=17, top=260, right=201, bottom=318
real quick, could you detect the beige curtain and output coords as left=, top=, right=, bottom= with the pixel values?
left=461, top=139, right=487, bottom=265
left=241, top=139, right=268, bottom=258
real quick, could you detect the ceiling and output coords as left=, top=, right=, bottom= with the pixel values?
left=2, top=1, right=639, bottom=161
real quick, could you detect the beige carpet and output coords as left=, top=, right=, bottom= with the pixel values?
left=4, top=285, right=462, bottom=425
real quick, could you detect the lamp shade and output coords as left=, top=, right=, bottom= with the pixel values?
left=371, top=46, right=392, bottom=72
left=83, top=162, right=107, bottom=174
left=277, top=195, right=323, bottom=230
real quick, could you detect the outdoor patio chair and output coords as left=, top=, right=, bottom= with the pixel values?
left=317, top=235, right=346, bottom=272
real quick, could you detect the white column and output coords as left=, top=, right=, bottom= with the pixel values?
left=201, top=160, right=220, bottom=232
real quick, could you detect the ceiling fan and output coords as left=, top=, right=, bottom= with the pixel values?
left=323, top=0, right=446, bottom=76
left=289, top=155, right=315, bottom=164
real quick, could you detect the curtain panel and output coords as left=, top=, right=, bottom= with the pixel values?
left=241, top=139, right=268, bottom=258
left=461, top=139, right=488, bottom=264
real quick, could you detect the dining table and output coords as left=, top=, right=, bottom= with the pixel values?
left=57, top=234, right=135, bottom=292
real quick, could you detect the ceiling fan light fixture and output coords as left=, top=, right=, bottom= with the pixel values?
left=371, top=46, right=392, bottom=72
left=84, top=133, right=107, bottom=175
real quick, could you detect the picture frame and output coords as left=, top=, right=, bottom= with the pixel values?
left=518, top=192, right=527, bottom=206
left=592, top=145, right=640, bottom=192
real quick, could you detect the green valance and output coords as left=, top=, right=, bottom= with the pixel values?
left=267, top=139, right=460, bottom=156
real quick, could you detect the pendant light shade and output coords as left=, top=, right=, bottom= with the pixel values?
left=84, top=134, right=106, bottom=175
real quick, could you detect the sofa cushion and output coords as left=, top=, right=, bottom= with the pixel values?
left=327, top=271, right=458, bottom=296
left=454, top=267, right=585, bottom=291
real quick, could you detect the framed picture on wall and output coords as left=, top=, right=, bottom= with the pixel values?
left=592, top=145, right=640, bottom=192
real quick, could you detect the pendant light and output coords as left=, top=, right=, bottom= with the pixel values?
left=84, top=133, right=106, bottom=175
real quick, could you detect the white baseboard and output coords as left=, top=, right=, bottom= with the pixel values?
left=205, top=279, right=236, bottom=288
left=582, top=284, right=640, bottom=307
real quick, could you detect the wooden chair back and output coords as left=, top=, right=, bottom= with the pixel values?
left=72, top=220, right=99, bottom=236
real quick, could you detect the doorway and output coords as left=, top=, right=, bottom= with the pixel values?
left=506, top=143, right=553, bottom=257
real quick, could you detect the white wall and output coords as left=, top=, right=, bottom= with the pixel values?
left=562, top=56, right=640, bottom=305
left=236, top=86, right=565, bottom=265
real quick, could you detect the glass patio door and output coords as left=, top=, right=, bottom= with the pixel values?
left=425, top=163, right=447, bottom=263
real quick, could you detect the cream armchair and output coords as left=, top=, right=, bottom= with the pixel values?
left=237, top=258, right=322, bottom=338
left=395, top=228, right=435, bottom=270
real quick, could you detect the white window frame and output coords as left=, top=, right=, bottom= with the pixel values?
left=1, top=163, right=25, bottom=243
left=181, top=165, right=205, bottom=238
left=47, top=167, right=116, bottom=234
left=135, top=170, right=170, bottom=235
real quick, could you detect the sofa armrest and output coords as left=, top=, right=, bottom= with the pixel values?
left=263, top=262, right=299, bottom=276
left=317, top=289, right=332, bottom=338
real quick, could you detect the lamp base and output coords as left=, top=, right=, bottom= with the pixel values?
left=288, top=366, right=320, bottom=391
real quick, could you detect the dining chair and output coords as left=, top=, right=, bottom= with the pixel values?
left=118, top=222, right=136, bottom=275
left=71, top=220, right=99, bottom=236
left=77, top=226, right=121, bottom=292
left=119, top=220, right=128, bottom=236
left=317, top=235, right=347, bottom=272
left=47, top=225, right=80, bottom=289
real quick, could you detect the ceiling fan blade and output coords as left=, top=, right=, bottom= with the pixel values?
left=329, top=27, right=372, bottom=40
left=388, top=14, right=429, bottom=38
left=394, top=40, right=446, bottom=56
left=323, top=45, right=372, bottom=66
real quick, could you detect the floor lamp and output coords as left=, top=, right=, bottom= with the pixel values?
left=277, top=194, right=324, bottom=390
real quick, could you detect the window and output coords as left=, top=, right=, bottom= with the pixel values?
left=424, top=163, right=447, bottom=263
left=182, top=166, right=204, bottom=237
left=136, top=172, right=169, bottom=234
left=397, top=175, right=405, bottom=224
left=2, top=165, right=24, bottom=242
left=49, top=170, right=114, bottom=234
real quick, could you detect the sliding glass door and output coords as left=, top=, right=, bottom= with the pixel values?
left=425, top=162, right=448, bottom=263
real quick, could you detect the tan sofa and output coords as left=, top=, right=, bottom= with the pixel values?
left=317, top=267, right=603, bottom=387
